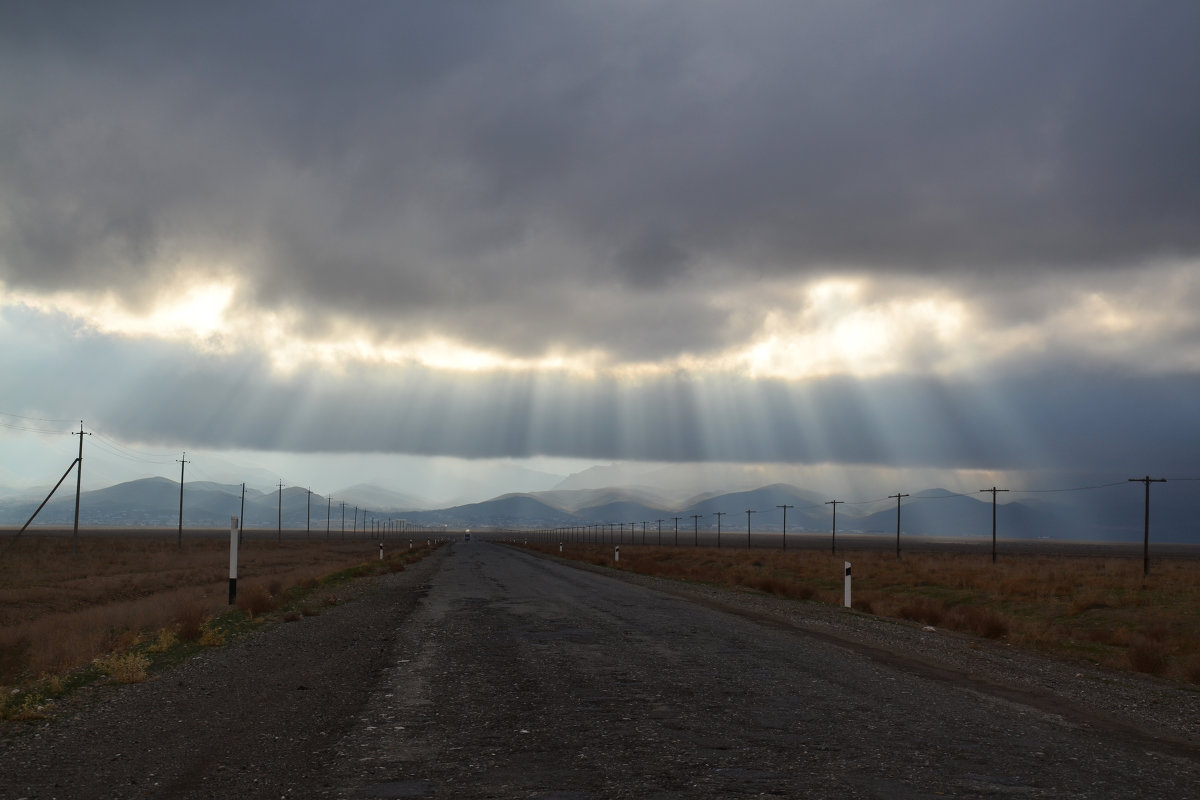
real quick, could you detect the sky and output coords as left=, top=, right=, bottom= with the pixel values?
left=2, top=1, right=1199, bottom=507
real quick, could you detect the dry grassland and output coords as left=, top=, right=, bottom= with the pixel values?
left=0, top=532, right=418, bottom=691
left=525, top=543, right=1200, bottom=685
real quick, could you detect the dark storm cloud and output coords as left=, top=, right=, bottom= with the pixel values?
left=3, top=1, right=1199, bottom=361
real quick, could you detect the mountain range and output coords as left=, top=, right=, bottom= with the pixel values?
left=5, top=476, right=1194, bottom=543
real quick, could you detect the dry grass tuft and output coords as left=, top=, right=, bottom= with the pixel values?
left=147, top=628, right=178, bottom=652
left=197, top=621, right=226, bottom=647
left=1128, top=636, right=1169, bottom=675
left=97, top=651, right=150, bottom=683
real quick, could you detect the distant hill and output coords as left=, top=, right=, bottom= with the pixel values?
left=2, top=476, right=1196, bottom=543
left=333, top=483, right=428, bottom=512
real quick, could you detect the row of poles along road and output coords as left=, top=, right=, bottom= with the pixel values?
left=10, top=422, right=1187, bottom=576
left=12, top=422, right=443, bottom=555
left=520, top=477, right=1174, bottom=577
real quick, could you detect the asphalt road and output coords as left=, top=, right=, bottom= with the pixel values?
left=4, top=541, right=1198, bottom=799
left=327, top=541, right=1200, bottom=799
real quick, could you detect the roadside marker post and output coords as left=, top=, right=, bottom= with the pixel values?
left=615, top=545, right=620, bottom=563
left=844, top=562, right=852, bottom=608
left=228, top=516, right=239, bottom=605
left=559, top=542, right=563, bottom=553
left=379, top=542, right=384, bottom=560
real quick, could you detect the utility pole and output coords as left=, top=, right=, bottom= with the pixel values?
left=239, top=483, right=245, bottom=545
left=176, top=452, right=190, bottom=549
left=326, top=495, right=331, bottom=539
left=826, top=500, right=843, bottom=554
left=1129, top=476, right=1167, bottom=576
left=354, top=505, right=358, bottom=535
left=745, top=509, right=756, bottom=548
left=673, top=516, right=681, bottom=546
left=656, top=519, right=663, bottom=545
left=777, top=504, right=794, bottom=551
left=889, top=493, right=909, bottom=558
left=714, top=511, right=726, bottom=548
left=691, top=514, right=701, bottom=546
left=979, top=487, right=1008, bottom=564
left=277, top=480, right=283, bottom=542
left=71, top=421, right=90, bottom=557
left=306, top=488, right=311, bottom=539
left=341, top=501, right=345, bottom=540
left=641, top=521, right=647, bottom=544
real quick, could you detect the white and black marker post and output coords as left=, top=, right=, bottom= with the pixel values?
left=379, top=541, right=384, bottom=560
left=229, top=516, right=239, bottom=605
left=844, top=562, right=852, bottom=608
left=614, top=544, right=620, bottom=563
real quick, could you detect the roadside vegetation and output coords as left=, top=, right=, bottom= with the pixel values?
left=519, top=542, right=1200, bottom=685
left=0, top=534, right=441, bottom=719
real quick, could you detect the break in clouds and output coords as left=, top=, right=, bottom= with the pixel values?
left=2, top=1, right=1199, bottom=475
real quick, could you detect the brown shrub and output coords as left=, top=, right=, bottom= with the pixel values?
left=1128, top=636, right=1168, bottom=675
left=946, top=605, right=1009, bottom=639
left=897, top=597, right=946, bottom=626
left=236, top=585, right=275, bottom=618
left=267, top=579, right=284, bottom=596
left=0, top=631, right=31, bottom=683
left=852, top=598, right=875, bottom=614
left=173, top=603, right=207, bottom=642
left=1185, top=655, right=1200, bottom=685
left=790, top=584, right=816, bottom=601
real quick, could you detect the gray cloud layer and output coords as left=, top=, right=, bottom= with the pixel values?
left=3, top=2, right=1200, bottom=360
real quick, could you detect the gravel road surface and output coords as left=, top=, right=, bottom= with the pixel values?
left=4, top=541, right=1199, bottom=799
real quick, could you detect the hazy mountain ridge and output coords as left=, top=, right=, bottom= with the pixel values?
left=1, top=476, right=1197, bottom=542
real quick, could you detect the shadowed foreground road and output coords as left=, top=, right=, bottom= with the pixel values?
left=328, top=542, right=1200, bottom=798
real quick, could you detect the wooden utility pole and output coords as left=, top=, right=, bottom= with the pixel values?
left=1129, top=476, right=1167, bottom=576
left=71, top=421, right=90, bottom=557
left=326, top=495, right=331, bottom=538
left=745, top=509, right=756, bottom=548
left=826, top=500, right=843, bottom=554
left=176, top=452, right=190, bottom=549
left=673, top=516, right=681, bottom=546
left=239, top=483, right=245, bottom=545
left=714, top=511, right=726, bottom=548
left=889, top=493, right=909, bottom=558
left=777, top=504, right=794, bottom=551
left=277, top=480, right=283, bottom=542
left=691, top=514, right=701, bottom=546
left=306, top=488, right=311, bottom=538
left=979, top=487, right=1009, bottom=564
